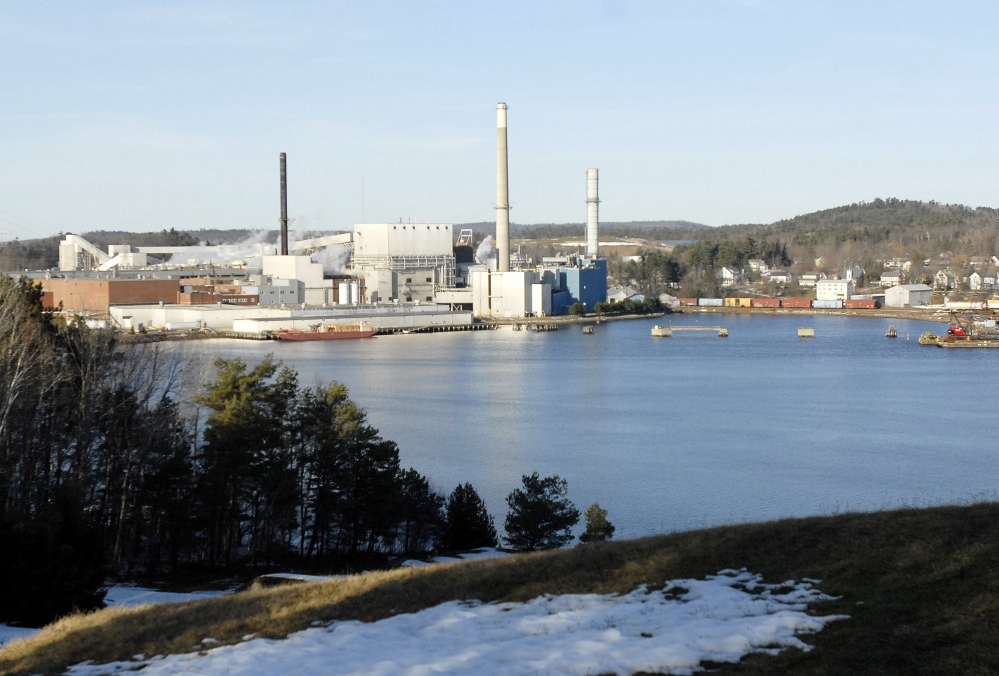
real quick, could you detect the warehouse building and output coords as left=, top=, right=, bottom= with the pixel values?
left=884, top=284, right=932, bottom=307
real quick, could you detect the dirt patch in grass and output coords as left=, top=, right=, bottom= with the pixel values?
left=5, top=503, right=999, bottom=674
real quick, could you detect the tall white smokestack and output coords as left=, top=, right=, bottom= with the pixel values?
left=586, top=168, right=599, bottom=259
left=496, top=103, right=510, bottom=272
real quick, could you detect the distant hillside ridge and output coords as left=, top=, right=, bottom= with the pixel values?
left=4, top=199, right=998, bottom=272
left=701, top=198, right=999, bottom=256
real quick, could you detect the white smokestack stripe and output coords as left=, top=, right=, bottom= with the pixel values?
left=586, top=168, right=599, bottom=259
left=496, top=103, right=510, bottom=272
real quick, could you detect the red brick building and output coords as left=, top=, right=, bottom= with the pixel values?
left=40, top=279, right=181, bottom=313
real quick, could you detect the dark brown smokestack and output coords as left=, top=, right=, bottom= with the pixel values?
left=280, top=152, right=289, bottom=255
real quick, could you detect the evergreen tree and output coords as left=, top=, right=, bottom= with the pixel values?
left=396, top=470, right=445, bottom=554
left=325, top=398, right=402, bottom=568
left=195, top=356, right=294, bottom=569
left=439, top=483, right=497, bottom=551
left=579, top=502, right=615, bottom=543
left=503, top=473, right=579, bottom=551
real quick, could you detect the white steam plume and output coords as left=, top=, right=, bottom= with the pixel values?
left=474, top=235, right=494, bottom=265
left=169, top=231, right=275, bottom=266
left=311, top=244, right=349, bottom=274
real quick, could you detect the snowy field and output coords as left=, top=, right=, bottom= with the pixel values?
left=65, top=570, right=847, bottom=676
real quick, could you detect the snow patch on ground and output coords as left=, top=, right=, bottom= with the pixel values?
left=103, top=586, right=229, bottom=608
left=0, top=623, right=39, bottom=647
left=258, top=573, right=349, bottom=583
left=401, top=547, right=512, bottom=568
left=65, top=569, right=847, bottom=676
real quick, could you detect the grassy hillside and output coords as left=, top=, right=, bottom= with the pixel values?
left=4, top=503, right=999, bottom=674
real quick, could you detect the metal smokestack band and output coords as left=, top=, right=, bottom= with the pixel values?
left=280, top=152, right=289, bottom=256
left=496, top=103, right=510, bottom=272
left=586, top=168, right=599, bottom=259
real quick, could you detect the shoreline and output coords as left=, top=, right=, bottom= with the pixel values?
left=118, top=307, right=950, bottom=342
left=478, top=312, right=667, bottom=326
left=675, top=306, right=952, bottom=324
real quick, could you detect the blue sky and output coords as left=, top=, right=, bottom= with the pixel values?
left=1, top=1, right=997, bottom=239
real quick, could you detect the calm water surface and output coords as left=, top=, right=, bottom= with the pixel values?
left=176, top=314, right=999, bottom=539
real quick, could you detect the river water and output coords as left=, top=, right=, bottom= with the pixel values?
left=175, top=313, right=999, bottom=540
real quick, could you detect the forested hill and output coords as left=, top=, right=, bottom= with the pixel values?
left=466, top=200, right=999, bottom=257
left=497, top=200, right=999, bottom=266
left=711, top=199, right=999, bottom=258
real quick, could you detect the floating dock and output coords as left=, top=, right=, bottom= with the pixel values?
left=512, top=323, right=559, bottom=332
left=652, top=325, right=728, bottom=337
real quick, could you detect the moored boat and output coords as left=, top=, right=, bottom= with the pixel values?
left=919, top=312, right=999, bottom=347
left=271, top=321, right=377, bottom=341
left=935, top=335, right=999, bottom=348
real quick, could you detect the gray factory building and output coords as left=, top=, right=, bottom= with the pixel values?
left=351, top=223, right=456, bottom=304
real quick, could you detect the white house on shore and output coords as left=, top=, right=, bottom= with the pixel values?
left=715, top=266, right=743, bottom=287
left=880, top=269, right=905, bottom=287
left=766, top=270, right=793, bottom=284
left=797, top=272, right=824, bottom=288
left=934, top=270, right=956, bottom=290
left=969, top=271, right=998, bottom=290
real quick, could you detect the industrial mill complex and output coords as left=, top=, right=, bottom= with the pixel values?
left=21, top=104, right=609, bottom=336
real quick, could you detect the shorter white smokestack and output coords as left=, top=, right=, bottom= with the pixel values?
left=586, top=168, right=599, bottom=259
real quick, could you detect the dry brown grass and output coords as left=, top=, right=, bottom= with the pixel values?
left=6, top=503, right=999, bottom=674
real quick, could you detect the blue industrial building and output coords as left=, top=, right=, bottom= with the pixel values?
left=549, top=258, right=608, bottom=315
